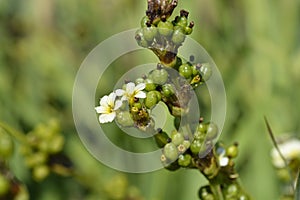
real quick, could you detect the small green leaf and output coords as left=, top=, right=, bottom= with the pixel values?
left=295, top=169, right=300, bottom=200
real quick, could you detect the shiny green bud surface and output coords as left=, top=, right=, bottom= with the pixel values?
left=179, top=63, right=192, bottom=79
left=178, top=154, right=192, bottom=167
left=157, top=21, right=173, bottom=36
left=163, top=143, right=178, bottom=161
left=149, top=68, right=168, bottom=85
left=144, top=79, right=156, bottom=91
left=145, top=91, right=159, bottom=109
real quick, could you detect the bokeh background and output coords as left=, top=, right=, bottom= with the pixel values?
left=1, top=0, right=300, bottom=199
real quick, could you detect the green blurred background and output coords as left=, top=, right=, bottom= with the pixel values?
left=1, top=0, right=300, bottom=199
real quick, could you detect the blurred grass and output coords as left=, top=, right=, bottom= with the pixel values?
left=0, top=0, right=300, bottom=199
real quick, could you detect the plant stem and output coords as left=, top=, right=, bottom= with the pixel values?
left=0, top=121, right=28, bottom=144
left=210, top=183, right=224, bottom=200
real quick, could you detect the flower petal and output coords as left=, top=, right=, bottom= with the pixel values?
left=219, top=157, right=229, bottom=167
left=135, top=83, right=145, bottom=91
left=100, top=95, right=108, bottom=106
left=95, top=106, right=109, bottom=114
left=99, top=112, right=116, bottom=123
left=134, top=91, right=146, bottom=99
left=114, top=100, right=123, bottom=110
left=121, top=95, right=128, bottom=101
left=126, top=82, right=135, bottom=95
left=107, top=92, right=116, bottom=107
left=115, top=89, right=125, bottom=96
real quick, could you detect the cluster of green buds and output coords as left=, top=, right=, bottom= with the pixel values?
left=157, top=119, right=218, bottom=169
left=95, top=0, right=252, bottom=199
left=136, top=8, right=194, bottom=67
left=20, top=119, right=71, bottom=181
left=197, top=142, right=250, bottom=200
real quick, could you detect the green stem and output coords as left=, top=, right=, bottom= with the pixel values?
left=0, top=121, right=28, bottom=144
left=210, top=183, right=224, bottom=200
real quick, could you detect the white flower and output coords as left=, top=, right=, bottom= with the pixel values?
left=95, top=92, right=122, bottom=123
left=271, top=138, right=300, bottom=168
left=116, top=82, right=146, bottom=101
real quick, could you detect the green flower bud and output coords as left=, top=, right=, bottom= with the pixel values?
left=133, top=102, right=142, bottom=109
left=0, top=174, right=9, bottom=196
left=178, top=154, right=192, bottom=167
left=197, top=122, right=207, bottom=134
left=179, top=63, right=192, bottom=79
left=154, top=129, right=170, bottom=148
left=145, top=91, right=158, bottom=109
left=226, top=184, right=239, bottom=198
left=144, top=78, right=156, bottom=91
left=182, top=140, right=191, bottom=149
left=48, top=134, right=64, bottom=153
left=25, top=152, right=47, bottom=167
left=135, top=29, right=148, bottom=48
left=0, top=129, right=14, bottom=160
left=198, top=186, right=214, bottom=200
left=190, top=140, right=202, bottom=155
left=171, top=131, right=184, bottom=146
left=33, top=165, right=50, bottom=181
left=149, top=68, right=168, bottom=85
left=153, top=91, right=162, bottom=101
left=143, top=26, right=157, bottom=42
left=135, top=77, right=145, bottom=85
left=226, top=144, right=239, bottom=158
left=172, top=28, right=186, bottom=45
left=157, top=21, right=173, bottom=36
left=206, top=122, right=218, bottom=140
left=200, top=63, right=212, bottom=82
left=194, top=130, right=205, bottom=141
left=163, top=143, right=178, bottom=161
left=162, top=84, right=175, bottom=97
left=184, top=26, right=193, bottom=35
left=177, top=16, right=188, bottom=27
left=140, top=16, right=149, bottom=28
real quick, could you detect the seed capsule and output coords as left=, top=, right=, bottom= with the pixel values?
left=135, top=29, right=148, bottom=48
left=157, top=21, right=173, bottom=36
left=172, top=29, right=186, bottom=45
left=144, top=78, right=156, bottom=91
left=143, top=26, right=157, bottom=42
left=171, top=131, right=184, bottom=146
left=154, top=129, right=170, bottom=148
left=184, top=26, right=193, bottom=35
left=226, top=144, right=239, bottom=158
left=162, top=84, right=175, bottom=97
left=178, top=154, right=192, bottom=167
left=179, top=63, right=193, bottom=79
left=190, top=140, right=202, bottom=155
left=177, top=16, right=188, bottom=27
left=163, top=143, right=178, bottom=161
left=149, top=68, right=168, bottom=85
left=140, top=16, right=149, bottom=28
left=145, top=91, right=158, bottom=109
